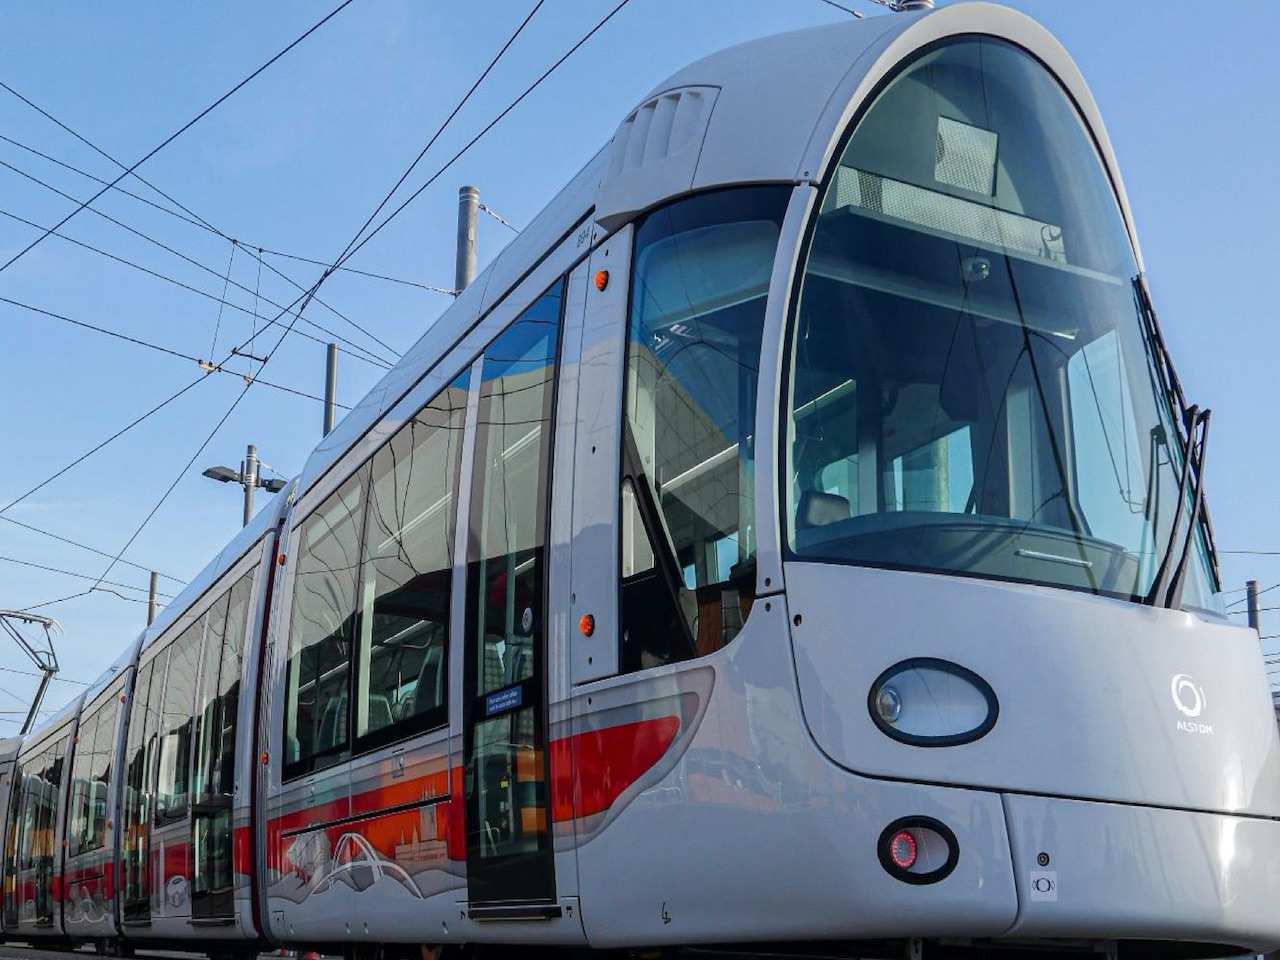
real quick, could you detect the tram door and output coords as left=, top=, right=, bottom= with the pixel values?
left=190, top=572, right=251, bottom=922
left=121, top=654, right=163, bottom=927
left=462, top=285, right=564, bottom=908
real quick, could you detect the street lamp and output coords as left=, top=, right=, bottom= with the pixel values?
left=203, top=443, right=287, bottom=527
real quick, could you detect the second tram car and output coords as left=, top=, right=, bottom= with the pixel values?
left=2, top=4, right=1279, bottom=958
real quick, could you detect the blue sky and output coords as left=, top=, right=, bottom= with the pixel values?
left=1, top=0, right=1277, bottom=726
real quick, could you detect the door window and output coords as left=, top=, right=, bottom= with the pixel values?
left=463, top=283, right=562, bottom=904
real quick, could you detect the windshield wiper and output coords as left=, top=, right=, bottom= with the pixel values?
left=1145, top=405, right=1210, bottom=609
left=1132, top=275, right=1221, bottom=608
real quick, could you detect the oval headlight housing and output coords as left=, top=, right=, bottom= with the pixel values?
left=868, top=658, right=998, bottom=747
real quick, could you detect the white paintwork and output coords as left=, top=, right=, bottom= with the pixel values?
left=785, top=563, right=1280, bottom=817
left=1003, top=793, right=1280, bottom=942
left=751, top=185, right=817, bottom=599
left=569, top=228, right=632, bottom=685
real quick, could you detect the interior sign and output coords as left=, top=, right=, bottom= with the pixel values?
left=486, top=685, right=523, bottom=717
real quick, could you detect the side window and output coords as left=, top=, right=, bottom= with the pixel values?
left=2, top=761, right=20, bottom=925
left=193, top=589, right=232, bottom=801
left=88, top=689, right=120, bottom=853
left=214, top=573, right=252, bottom=793
left=284, top=471, right=366, bottom=779
left=68, top=706, right=101, bottom=858
left=122, top=658, right=156, bottom=908
left=620, top=187, right=790, bottom=673
left=157, top=625, right=201, bottom=820
left=355, top=373, right=469, bottom=748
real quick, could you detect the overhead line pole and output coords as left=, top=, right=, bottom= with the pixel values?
left=1248, top=579, right=1262, bottom=634
left=456, top=186, right=480, bottom=292
left=325, top=343, right=338, bottom=436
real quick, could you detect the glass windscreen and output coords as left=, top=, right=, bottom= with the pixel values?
left=786, top=38, right=1220, bottom=610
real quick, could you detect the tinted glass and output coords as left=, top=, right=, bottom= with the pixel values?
left=121, top=658, right=155, bottom=912
left=67, top=705, right=101, bottom=858
left=621, top=187, right=789, bottom=672
left=786, top=38, right=1220, bottom=608
left=157, top=624, right=201, bottom=819
left=463, top=284, right=561, bottom=899
left=284, top=471, right=366, bottom=778
left=356, top=373, right=469, bottom=746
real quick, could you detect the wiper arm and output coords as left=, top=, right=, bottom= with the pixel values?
left=1145, top=405, right=1210, bottom=609
left=1166, top=408, right=1211, bottom=610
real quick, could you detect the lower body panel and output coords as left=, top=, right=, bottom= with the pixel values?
left=1002, top=793, right=1280, bottom=952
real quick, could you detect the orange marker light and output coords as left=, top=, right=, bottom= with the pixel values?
left=594, top=270, right=609, bottom=291
left=260, top=751, right=269, bottom=765
left=579, top=614, right=596, bottom=637
left=277, top=553, right=287, bottom=566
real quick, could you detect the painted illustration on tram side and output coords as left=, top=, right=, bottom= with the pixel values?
left=0, top=4, right=1277, bottom=960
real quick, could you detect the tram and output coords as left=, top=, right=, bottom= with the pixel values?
left=2, top=3, right=1279, bottom=958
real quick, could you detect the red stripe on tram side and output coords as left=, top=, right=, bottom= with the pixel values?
left=233, top=825, right=251, bottom=882
left=348, top=770, right=451, bottom=817
left=551, top=715, right=682, bottom=821
left=263, top=717, right=682, bottom=869
left=445, top=766, right=466, bottom=862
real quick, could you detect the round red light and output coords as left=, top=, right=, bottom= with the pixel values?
left=889, top=830, right=917, bottom=869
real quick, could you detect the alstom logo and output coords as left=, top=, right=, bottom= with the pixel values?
left=1171, top=674, right=1213, bottom=735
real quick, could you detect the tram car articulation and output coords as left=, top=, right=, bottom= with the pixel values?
left=3, top=4, right=1278, bottom=958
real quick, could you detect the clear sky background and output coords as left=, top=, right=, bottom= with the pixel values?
left=1, top=0, right=1276, bottom=729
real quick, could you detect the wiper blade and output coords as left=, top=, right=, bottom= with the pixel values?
left=1166, top=408, right=1211, bottom=610
left=1145, top=405, right=1210, bottom=609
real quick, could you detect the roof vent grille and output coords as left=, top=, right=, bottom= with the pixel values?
left=608, top=87, right=714, bottom=178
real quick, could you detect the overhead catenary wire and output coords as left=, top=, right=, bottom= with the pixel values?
left=0, top=130, right=436, bottom=295
left=330, top=0, right=634, bottom=276
left=21, top=589, right=93, bottom=612
left=69, top=0, right=613, bottom=601
left=0, top=296, right=348, bottom=409
left=87, top=243, right=330, bottom=591
left=16, top=0, right=634, bottom=610
left=1228, top=581, right=1280, bottom=608
left=0, top=161, right=395, bottom=369
left=0, top=515, right=185, bottom=586
left=256, top=246, right=446, bottom=292
left=0, top=554, right=173, bottom=599
left=319, top=0, right=548, bottom=279
left=478, top=202, right=519, bottom=232
left=0, top=0, right=360, bottom=278
left=0, top=664, right=90, bottom=686
left=0, top=94, right=404, bottom=359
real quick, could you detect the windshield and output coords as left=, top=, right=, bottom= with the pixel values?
left=784, top=38, right=1221, bottom=611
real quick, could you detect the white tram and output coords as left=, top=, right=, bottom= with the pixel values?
left=3, top=4, right=1279, bottom=958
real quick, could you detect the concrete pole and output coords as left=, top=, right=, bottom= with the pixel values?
left=243, top=443, right=258, bottom=527
left=456, top=185, right=479, bottom=292
left=324, top=343, right=338, bottom=436
left=147, top=571, right=158, bottom=626
left=1247, top=579, right=1261, bottom=634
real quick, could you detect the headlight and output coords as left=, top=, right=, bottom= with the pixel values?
left=868, top=658, right=998, bottom=746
